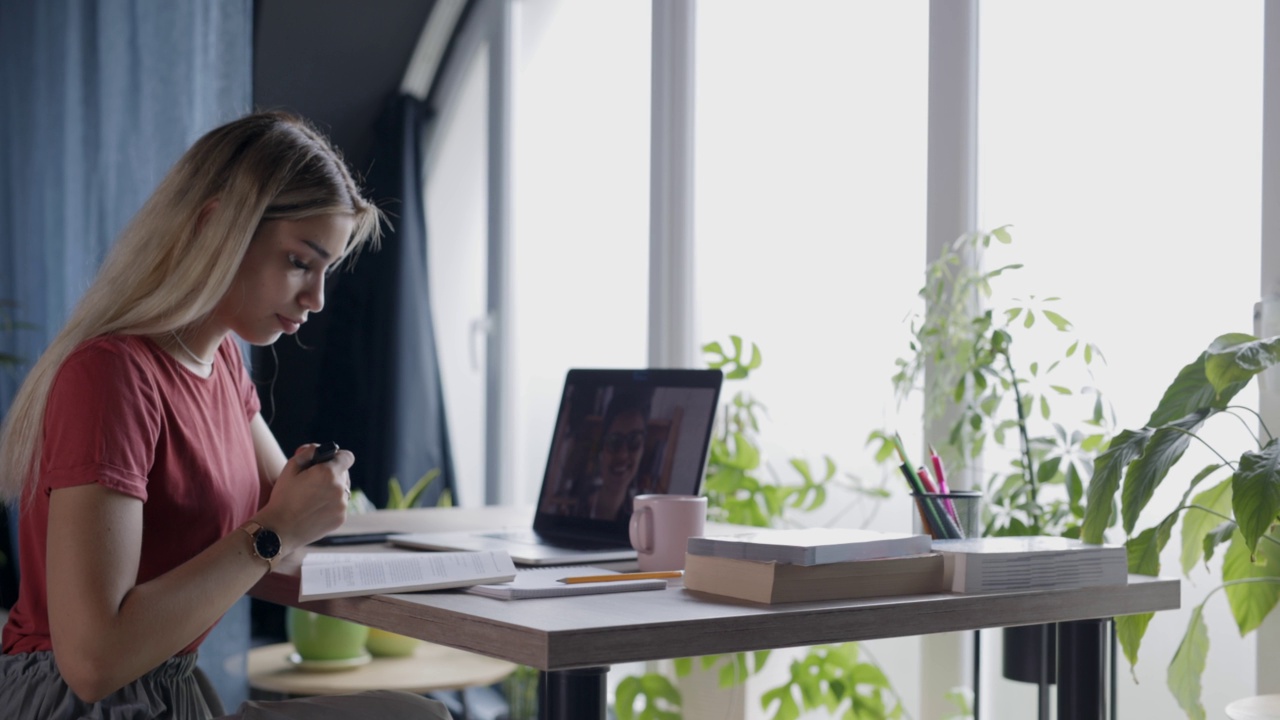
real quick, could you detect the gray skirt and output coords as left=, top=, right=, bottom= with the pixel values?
left=0, top=650, right=212, bottom=719
left=0, top=650, right=454, bottom=720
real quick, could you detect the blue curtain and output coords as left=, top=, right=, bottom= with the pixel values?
left=0, top=0, right=252, bottom=708
left=310, top=94, right=457, bottom=509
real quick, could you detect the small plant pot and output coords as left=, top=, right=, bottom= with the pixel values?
left=365, top=627, right=421, bottom=658
left=1002, top=624, right=1055, bottom=684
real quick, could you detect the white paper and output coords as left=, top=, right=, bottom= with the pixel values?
left=299, top=550, right=517, bottom=601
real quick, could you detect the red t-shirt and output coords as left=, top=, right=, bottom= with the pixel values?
left=2, top=334, right=263, bottom=655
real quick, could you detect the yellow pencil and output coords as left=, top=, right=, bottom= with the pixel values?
left=558, top=570, right=683, bottom=584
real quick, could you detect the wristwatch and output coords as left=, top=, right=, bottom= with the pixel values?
left=241, top=521, right=282, bottom=568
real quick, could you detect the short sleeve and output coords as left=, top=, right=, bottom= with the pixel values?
left=40, top=340, right=161, bottom=501
left=219, top=338, right=262, bottom=421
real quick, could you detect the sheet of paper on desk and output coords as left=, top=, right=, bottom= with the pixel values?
left=466, top=566, right=668, bottom=600
left=299, top=550, right=517, bottom=601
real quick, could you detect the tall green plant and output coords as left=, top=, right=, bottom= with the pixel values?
left=872, top=227, right=1111, bottom=538
left=1081, top=333, right=1280, bottom=720
left=615, top=336, right=906, bottom=720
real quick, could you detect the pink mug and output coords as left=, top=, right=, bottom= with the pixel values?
left=628, top=494, right=708, bottom=572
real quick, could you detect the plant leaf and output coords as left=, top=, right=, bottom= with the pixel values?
left=1117, top=613, right=1154, bottom=675
left=1166, top=603, right=1209, bottom=720
left=1232, top=440, right=1280, bottom=554
left=1083, top=427, right=1154, bottom=543
left=1224, top=530, right=1280, bottom=635
left=1121, top=411, right=1210, bottom=535
left=1180, top=473, right=1231, bottom=574
left=1042, top=310, right=1071, bottom=331
left=1204, top=334, right=1280, bottom=396
left=1146, top=350, right=1236, bottom=427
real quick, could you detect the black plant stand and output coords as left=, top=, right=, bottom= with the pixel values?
left=1002, top=621, right=1116, bottom=720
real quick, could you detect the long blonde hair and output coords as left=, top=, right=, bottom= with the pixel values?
left=0, top=111, right=383, bottom=505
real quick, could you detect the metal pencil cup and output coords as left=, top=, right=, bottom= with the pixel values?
left=911, top=491, right=982, bottom=540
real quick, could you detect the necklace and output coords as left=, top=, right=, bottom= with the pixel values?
left=170, top=331, right=214, bottom=367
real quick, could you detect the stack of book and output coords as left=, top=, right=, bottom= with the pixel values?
left=682, top=528, right=943, bottom=605
left=932, top=536, right=1128, bottom=593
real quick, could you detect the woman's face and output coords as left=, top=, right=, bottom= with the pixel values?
left=212, top=213, right=354, bottom=346
left=599, top=410, right=646, bottom=487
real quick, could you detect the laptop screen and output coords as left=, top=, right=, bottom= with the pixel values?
left=532, top=368, right=724, bottom=543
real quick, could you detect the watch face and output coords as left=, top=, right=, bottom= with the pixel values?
left=254, top=528, right=282, bottom=560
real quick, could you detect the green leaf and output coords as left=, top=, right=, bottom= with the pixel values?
left=1180, top=473, right=1231, bottom=574
left=1117, top=612, right=1154, bottom=672
left=1204, top=334, right=1280, bottom=396
left=1083, top=428, right=1154, bottom=543
left=1120, top=411, right=1210, bottom=534
left=1043, top=310, right=1071, bottom=331
left=1232, top=440, right=1280, bottom=554
left=1146, top=351, right=1236, bottom=427
left=1167, top=603, right=1210, bottom=720
left=1224, top=530, right=1280, bottom=635
left=616, top=676, right=641, bottom=720
left=1203, top=521, right=1237, bottom=564
left=747, top=343, right=763, bottom=370
left=761, top=686, right=801, bottom=720
left=1127, top=521, right=1174, bottom=576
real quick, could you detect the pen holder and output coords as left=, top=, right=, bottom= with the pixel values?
left=911, top=491, right=982, bottom=540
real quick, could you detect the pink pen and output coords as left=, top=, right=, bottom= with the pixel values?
left=930, top=446, right=960, bottom=522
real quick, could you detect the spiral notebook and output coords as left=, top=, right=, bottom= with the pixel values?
left=465, top=566, right=669, bottom=600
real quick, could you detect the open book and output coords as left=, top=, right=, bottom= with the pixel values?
left=299, top=550, right=517, bottom=601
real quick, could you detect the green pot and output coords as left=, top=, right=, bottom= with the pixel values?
left=366, top=627, right=421, bottom=658
left=286, top=608, right=369, bottom=661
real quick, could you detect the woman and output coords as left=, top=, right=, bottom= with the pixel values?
left=587, top=389, right=651, bottom=521
left=0, top=112, right=449, bottom=719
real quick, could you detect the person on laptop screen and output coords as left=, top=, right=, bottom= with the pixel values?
left=541, top=380, right=694, bottom=523
left=585, top=387, right=651, bottom=521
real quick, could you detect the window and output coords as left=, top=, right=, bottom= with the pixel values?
left=978, top=1, right=1263, bottom=715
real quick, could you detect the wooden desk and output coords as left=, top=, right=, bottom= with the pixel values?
left=250, top=507, right=1181, bottom=720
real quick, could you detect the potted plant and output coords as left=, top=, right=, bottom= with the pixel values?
left=1081, top=333, right=1280, bottom=719
left=870, top=226, right=1115, bottom=690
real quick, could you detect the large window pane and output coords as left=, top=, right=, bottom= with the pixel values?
left=979, top=1, right=1263, bottom=715
left=512, top=0, right=650, bottom=505
left=696, top=1, right=930, bottom=715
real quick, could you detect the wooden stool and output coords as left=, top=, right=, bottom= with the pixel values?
left=1227, top=694, right=1280, bottom=719
left=247, top=641, right=517, bottom=718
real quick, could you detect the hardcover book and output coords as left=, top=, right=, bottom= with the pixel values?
left=682, top=552, right=945, bottom=604
left=686, top=527, right=932, bottom=566
left=933, top=536, right=1128, bottom=593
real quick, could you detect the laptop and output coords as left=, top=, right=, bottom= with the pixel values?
left=390, top=368, right=724, bottom=565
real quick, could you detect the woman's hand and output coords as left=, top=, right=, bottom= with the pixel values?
left=253, top=443, right=354, bottom=552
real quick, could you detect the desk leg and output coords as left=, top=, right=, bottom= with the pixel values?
left=1057, top=619, right=1108, bottom=720
left=543, top=666, right=609, bottom=720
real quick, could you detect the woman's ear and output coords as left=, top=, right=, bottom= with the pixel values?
left=195, top=198, right=220, bottom=235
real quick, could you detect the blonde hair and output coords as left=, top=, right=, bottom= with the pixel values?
left=0, top=110, right=382, bottom=505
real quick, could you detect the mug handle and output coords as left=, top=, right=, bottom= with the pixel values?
left=629, top=506, right=654, bottom=554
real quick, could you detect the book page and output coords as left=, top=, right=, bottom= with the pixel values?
left=299, top=550, right=517, bottom=601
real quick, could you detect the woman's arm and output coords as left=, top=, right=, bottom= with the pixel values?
left=252, top=412, right=288, bottom=494
left=46, top=444, right=352, bottom=702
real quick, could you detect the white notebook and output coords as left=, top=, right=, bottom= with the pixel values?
left=465, top=566, right=668, bottom=600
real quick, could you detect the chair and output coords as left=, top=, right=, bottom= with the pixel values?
left=1226, top=694, right=1280, bottom=719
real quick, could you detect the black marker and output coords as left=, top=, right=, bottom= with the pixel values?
left=303, top=441, right=339, bottom=469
